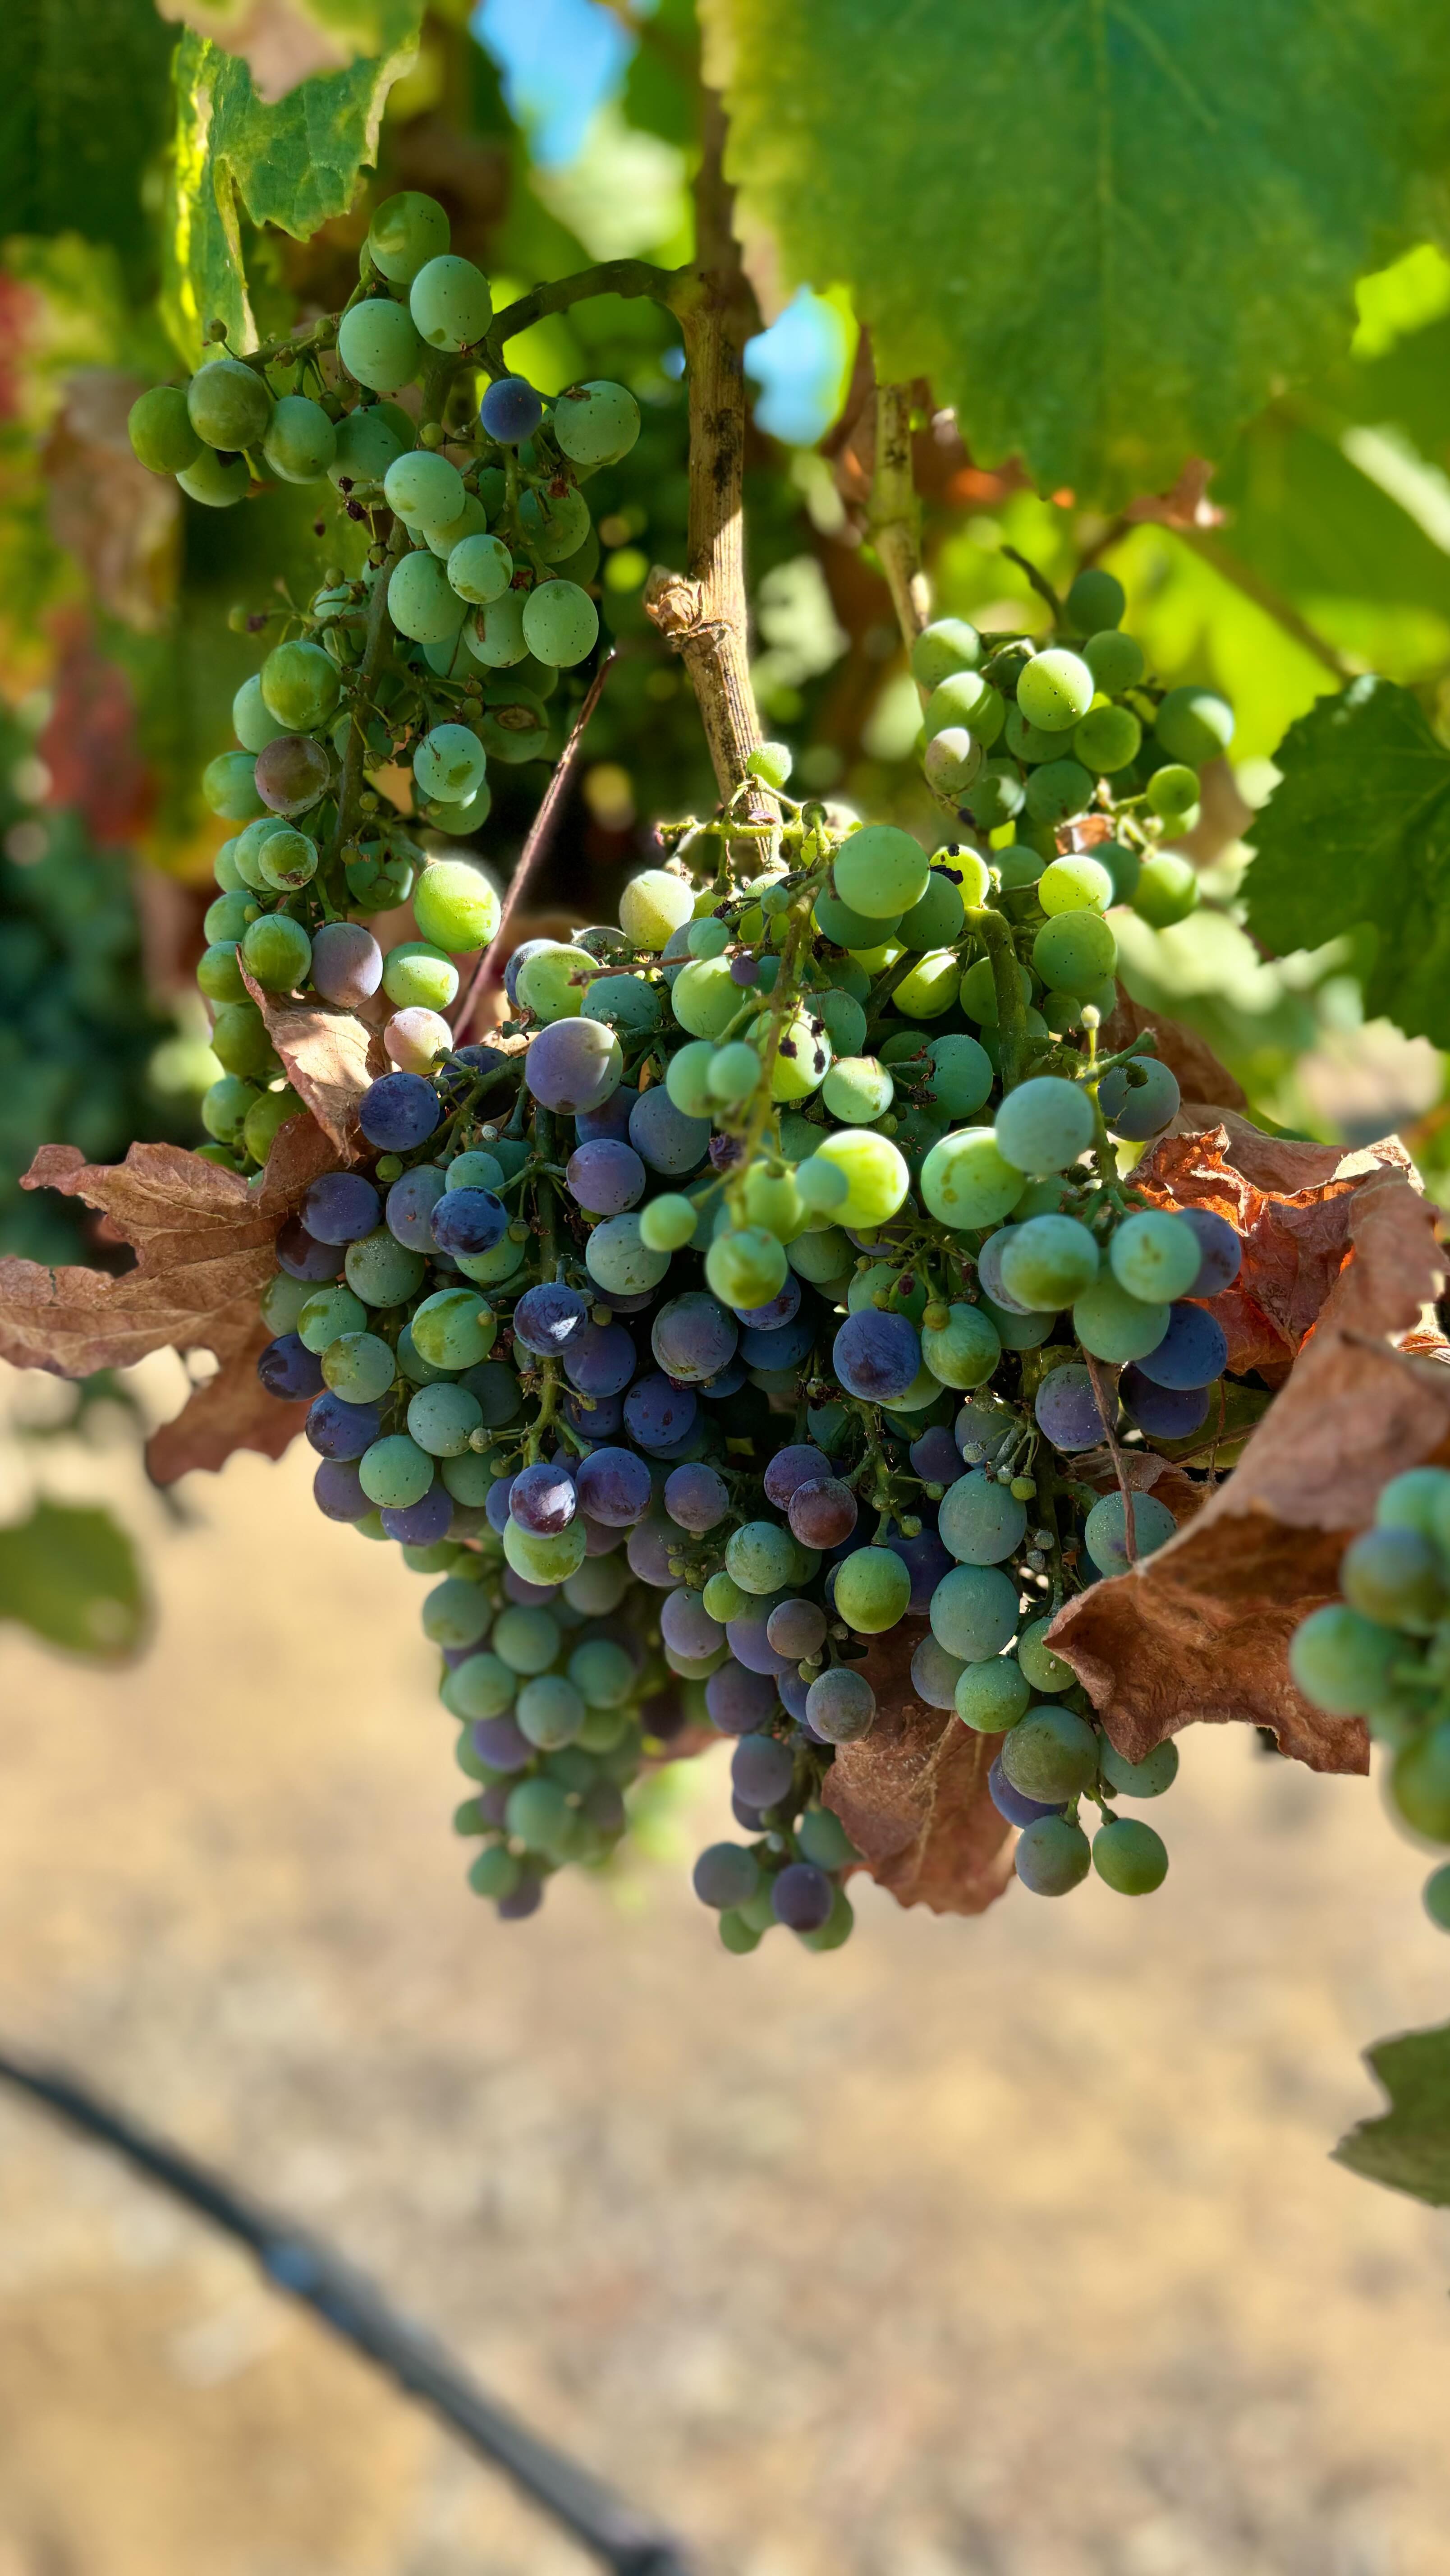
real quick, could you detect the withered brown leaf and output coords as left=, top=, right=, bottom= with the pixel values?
left=823, top=1623, right=1016, bottom=1916
left=240, top=969, right=382, bottom=1159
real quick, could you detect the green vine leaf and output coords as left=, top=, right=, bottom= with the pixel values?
left=1334, top=2022, right=1450, bottom=2207
left=161, top=24, right=418, bottom=364
left=158, top=0, right=424, bottom=103
left=701, top=0, right=1450, bottom=505
left=0, top=1498, right=147, bottom=1660
left=1242, top=676, right=1450, bottom=1047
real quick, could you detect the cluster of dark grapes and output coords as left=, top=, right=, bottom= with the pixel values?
left=1292, top=1475, right=1450, bottom=1935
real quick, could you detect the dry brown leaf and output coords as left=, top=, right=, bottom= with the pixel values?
left=240, top=971, right=381, bottom=1159
left=1099, top=994, right=1247, bottom=1114
left=146, top=1319, right=315, bottom=1483
left=823, top=1624, right=1016, bottom=1916
left=1070, top=1447, right=1203, bottom=1524
left=42, top=373, right=180, bottom=635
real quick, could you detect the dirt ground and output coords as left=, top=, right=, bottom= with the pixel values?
left=0, top=1366, right=1447, bottom=2576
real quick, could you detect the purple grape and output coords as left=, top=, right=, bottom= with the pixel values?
left=628, top=1087, right=711, bottom=1176
left=473, top=1716, right=533, bottom=1773
left=627, top=1517, right=684, bottom=1587
left=311, top=920, right=383, bottom=1008
left=730, top=955, right=759, bottom=986
left=381, top=1486, right=453, bottom=1545
left=726, top=1614, right=792, bottom=1677
left=763, top=1446, right=831, bottom=1509
left=739, top=1314, right=814, bottom=1372
left=987, top=1755, right=1065, bottom=1828
left=497, top=1871, right=546, bottom=1921
left=771, top=1860, right=833, bottom=1932
left=574, top=1446, right=652, bottom=1526
left=766, top=1597, right=827, bottom=1659
left=661, top=1588, right=724, bottom=1660
left=643, top=1688, right=688, bottom=1743
left=385, top=1165, right=447, bottom=1248
left=885, top=1523, right=952, bottom=1616
left=360, top=1071, right=440, bottom=1150
left=1034, top=1363, right=1110, bottom=1452
left=442, top=1044, right=507, bottom=1086
left=513, top=1282, right=590, bottom=1357
left=526, top=1018, right=620, bottom=1115
left=257, top=1333, right=325, bottom=1399
left=833, top=1310, right=922, bottom=1403
left=431, top=1187, right=509, bottom=1255
left=699, top=1361, right=748, bottom=1400
left=562, top=1322, right=637, bottom=1397
left=975, top=1229, right=1030, bottom=1314
left=596, top=1288, right=656, bottom=1316
left=734, top=1274, right=801, bottom=1331
left=775, top=1666, right=811, bottom=1722
left=623, top=1373, right=697, bottom=1452
left=1120, top=1368, right=1211, bottom=1438
left=502, top=1569, right=559, bottom=1605
left=1179, top=1205, right=1242, bottom=1296
left=485, top=1474, right=517, bottom=1534
left=509, top=1458, right=576, bottom=1534
left=1098, top=1055, right=1181, bottom=1141
left=693, top=1843, right=762, bottom=1909
left=274, top=1217, right=345, bottom=1283
left=909, top=1426, right=960, bottom=1486
left=462, top=1359, right=524, bottom=1425
left=566, top=1139, right=646, bottom=1215
left=788, top=1477, right=858, bottom=1548
left=652, top=1292, right=738, bottom=1385
left=732, top=1733, right=795, bottom=1808
left=313, top=1458, right=370, bottom=1521
left=574, top=1085, right=638, bottom=1145
left=562, top=1388, right=622, bottom=1438
left=706, top=1661, right=778, bottom=1734
left=663, top=1461, right=729, bottom=1532
left=305, top=1390, right=381, bottom=1458
left=580, top=1513, right=623, bottom=1557
left=303, top=1170, right=381, bottom=1244
left=803, top=1664, right=875, bottom=1743
left=1134, top=1301, right=1229, bottom=1390
left=480, top=375, right=543, bottom=442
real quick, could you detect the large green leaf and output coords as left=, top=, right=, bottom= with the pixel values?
left=1334, top=2022, right=1450, bottom=2207
left=162, top=24, right=417, bottom=362
left=1242, top=676, right=1450, bottom=1045
left=703, top=0, right=1450, bottom=505
left=0, top=0, right=175, bottom=276
left=0, top=1498, right=147, bottom=1659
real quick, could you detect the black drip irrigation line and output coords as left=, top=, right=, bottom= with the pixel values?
left=0, top=2044, right=693, bottom=2576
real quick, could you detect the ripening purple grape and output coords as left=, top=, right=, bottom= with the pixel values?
left=498, top=1872, right=546, bottom=1922
left=562, top=1322, right=637, bottom=1397
left=832, top=1309, right=922, bottom=1403
left=725, top=1614, right=792, bottom=1677
left=706, top=1661, right=778, bottom=1735
left=303, top=1170, right=381, bottom=1245
left=732, top=1733, right=795, bottom=1809
left=623, top=1373, right=697, bottom=1451
left=975, top=1229, right=1031, bottom=1314
left=803, top=1664, right=875, bottom=1743
left=643, top=1689, right=687, bottom=1743
left=502, top=1569, right=559, bottom=1606
left=661, top=1588, right=724, bottom=1661
left=776, top=1667, right=812, bottom=1724
left=511, top=1282, right=589, bottom=1357
left=1098, top=1054, right=1181, bottom=1141
left=311, top=920, right=384, bottom=1008
left=485, top=1475, right=517, bottom=1535
left=1178, top=1205, right=1242, bottom=1296
left=739, top=1314, right=814, bottom=1372
left=628, top=1086, right=711, bottom=1176
left=313, top=1458, right=371, bottom=1521
left=698, top=1360, right=748, bottom=1401
left=788, top=1476, right=858, bottom=1549
left=566, top=1139, right=646, bottom=1215
left=385, top=1165, right=447, bottom=1249
left=574, top=1086, right=638, bottom=1145
left=431, top=1187, right=509, bottom=1255
left=562, top=1388, right=623, bottom=1439
left=306, top=1390, right=381, bottom=1458
left=525, top=1017, right=620, bottom=1115
left=730, top=955, right=759, bottom=987
left=663, top=1461, right=729, bottom=1532
left=885, top=1524, right=952, bottom=1615
left=693, top=1843, right=762, bottom=1910
left=597, top=1287, right=656, bottom=1317
left=480, top=374, right=543, bottom=443
left=763, top=1445, right=831, bottom=1509
left=477, top=1781, right=512, bottom=1828
left=381, top=1486, right=453, bottom=1545
left=652, top=1292, right=738, bottom=1385
left=1033, top=1363, right=1109, bottom=1452
left=580, top=1513, right=623, bottom=1558
left=574, top=1446, right=652, bottom=1527
left=1120, top=1367, right=1210, bottom=1438
left=771, top=1861, right=834, bottom=1932
left=359, top=1070, right=441, bottom=1151
left=626, top=1517, right=683, bottom=1587
left=766, top=1597, right=828, bottom=1660
left=274, top=1218, right=345, bottom=1284
left=733, top=1274, right=801, bottom=1331
left=909, top=1426, right=960, bottom=1486
left=987, top=1755, right=1065, bottom=1828
left=1133, top=1300, right=1229, bottom=1390
left=509, top=1458, right=577, bottom=1535
left=257, top=1333, right=325, bottom=1399
left=473, top=1716, right=533, bottom=1774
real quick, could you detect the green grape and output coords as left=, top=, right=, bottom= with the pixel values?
left=1072, top=1274, right=1168, bottom=1362
left=359, top=1434, right=434, bottom=1509
left=1017, top=1616, right=1074, bottom=1694
left=552, top=379, right=641, bottom=467
left=212, top=840, right=248, bottom=894
left=1146, top=762, right=1201, bottom=822
left=328, top=404, right=409, bottom=490
left=201, top=1075, right=259, bottom=1141
left=910, top=617, right=981, bottom=690
left=1289, top=1602, right=1404, bottom=1714
left=425, top=784, right=493, bottom=837
left=702, top=1571, right=748, bottom=1623
left=205, top=890, right=252, bottom=943
left=930, top=1563, right=1019, bottom=1662
left=448, top=532, right=513, bottom=604
left=231, top=673, right=288, bottom=754
left=516, top=484, right=592, bottom=560
left=187, top=357, right=271, bottom=451
left=920, top=1129, right=1024, bottom=1229
left=1000, top=1703, right=1099, bottom=1800
left=1083, top=1491, right=1178, bottom=1575
left=922, top=727, right=983, bottom=794
left=298, top=1285, right=368, bottom=1353
left=1110, top=1209, right=1201, bottom=1302
left=1024, top=759, right=1092, bottom=825
left=385, top=451, right=465, bottom=526
left=1073, top=703, right=1141, bottom=773
left=1093, top=840, right=1141, bottom=904
left=662, top=1040, right=715, bottom=1117
left=809, top=1129, right=909, bottom=1231
left=1340, top=1527, right=1445, bottom=1633
left=202, top=751, right=263, bottom=821
left=411, top=1288, right=498, bottom=1370
left=1015, top=1814, right=1091, bottom=1896
left=413, top=858, right=501, bottom=953
left=1032, top=910, right=1116, bottom=997
left=1133, top=852, right=1198, bottom=927
left=1003, top=705, right=1064, bottom=764
left=815, top=890, right=897, bottom=947
left=958, top=953, right=1032, bottom=1026
left=409, top=253, right=492, bottom=350
left=263, top=395, right=336, bottom=483
left=321, top=1332, right=397, bottom=1402
left=1065, top=568, right=1124, bottom=631
left=670, top=956, right=739, bottom=1039
left=587, top=1214, right=671, bottom=1296
left=367, top=191, right=450, bottom=284
left=620, top=868, right=696, bottom=949
left=413, top=723, right=487, bottom=805
left=717, top=1910, right=762, bottom=1955
left=240, top=911, right=311, bottom=993
left=425, top=495, right=487, bottom=557
left=1093, top=1817, right=1168, bottom=1894
left=954, top=1655, right=1031, bottom=1732
left=848, top=1262, right=926, bottom=1322
left=129, top=384, right=201, bottom=474
left=243, top=1081, right=303, bottom=1167
left=504, top=1517, right=587, bottom=1585
left=921, top=1302, right=1000, bottom=1389
left=710, top=1040, right=764, bottom=1103
left=569, top=1640, right=635, bottom=1708
left=583, top=974, right=661, bottom=1037
left=516, top=941, right=582, bottom=1021
left=822, top=1056, right=893, bottom=1123
left=980, top=1296, right=1052, bottom=1351
left=1017, top=649, right=1094, bottom=732
left=795, top=1159, right=849, bottom=1217
left=197, top=941, right=246, bottom=1005
left=834, top=823, right=931, bottom=920
left=746, top=740, right=793, bottom=788
left=796, top=1806, right=859, bottom=1870
left=1098, top=1737, right=1179, bottom=1798
left=259, top=1272, right=309, bottom=1335
left=1392, top=1725, right=1450, bottom=1841
left=492, top=1607, right=561, bottom=1674
left=787, top=1224, right=851, bottom=1283
left=522, top=580, right=599, bottom=667
left=994, top=842, right=1046, bottom=891
left=454, top=1236, right=527, bottom=1288
left=383, top=942, right=459, bottom=1012
left=965, top=762, right=1025, bottom=828
left=1083, top=630, right=1145, bottom=693
left=467, top=591, right=528, bottom=666
left=1038, top=855, right=1114, bottom=916
left=477, top=679, right=548, bottom=765
left=994, top=1076, right=1095, bottom=1174
left=388, top=549, right=467, bottom=643
left=262, top=639, right=340, bottom=731
left=258, top=828, right=317, bottom=891
left=1422, top=1865, right=1450, bottom=1932
left=922, top=1034, right=990, bottom=1120
left=923, top=670, right=1001, bottom=743
left=893, top=951, right=959, bottom=1019
left=687, top=916, right=730, bottom=961
left=441, top=1449, right=501, bottom=1504
left=516, top=1674, right=586, bottom=1750
left=725, top=1521, right=799, bottom=1596
left=999, top=1214, right=1099, bottom=1309
left=337, top=298, right=423, bottom=393
left=210, top=1000, right=272, bottom=1078
left=705, top=1226, right=788, bottom=1309
left=931, top=844, right=991, bottom=905
left=1376, top=1466, right=1450, bottom=1539
left=178, top=449, right=250, bottom=507
left=1155, top=685, right=1234, bottom=767
left=939, top=1471, right=1026, bottom=1564
left=835, top=1547, right=911, bottom=1634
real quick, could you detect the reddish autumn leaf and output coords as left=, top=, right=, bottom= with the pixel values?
left=37, top=612, right=156, bottom=849
left=42, top=371, right=180, bottom=635
left=823, top=1622, right=1015, bottom=1916
left=147, top=1318, right=315, bottom=1483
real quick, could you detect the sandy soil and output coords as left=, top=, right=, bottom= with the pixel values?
left=0, top=1383, right=1447, bottom=2576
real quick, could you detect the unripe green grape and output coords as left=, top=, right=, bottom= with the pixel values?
left=919, top=1129, right=1023, bottom=1230
left=742, top=1164, right=803, bottom=1239
left=1392, top=1724, right=1450, bottom=1842
left=954, top=1655, right=1031, bottom=1732
left=413, top=723, right=487, bottom=807
left=467, top=590, right=528, bottom=666
left=261, top=639, right=339, bottom=732
left=921, top=1302, right=1000, bottom=1389
left=669, top=956, right=737, bottom=1039
left=1375, top=1466, right=1450, bottom=1540
left=743, top=1004, right=830, bottom=1101
left=1003, top=704, right=1065, bottom=764
left=786, top=1225, right=850, bottom=1283
left=1146, top=762, right=1201, bottom=824
left=231, top=814, right=290, bottom=890
left=835, top=1547, right=911, bottom=1634
left=706, top=1225, right=788, bottom=1310
left=999, top=1213, right=1099, bottom=1309
left=298, top=1285, right=368, bottom=1354
left=958, top=953, right=1032, bottom=1026
left=808, top=1128, right=909, bottom=1231
left=1074, top=702, right=1141, bottom=773
left=923, top=669, right=1000, bottom=742
left=131, top=383, right=203, bottom=474
left=1133, top=851, right=1199, bottom=928
left=1340, top=1526, right=1445, bottom=1633
left=965, top=761, right=1024, bottom=828
left=1422, top=1864, right=1450, bottom=1931
left=424, top=494, right=487, bottom=558
left=822, top=1056, right=892, bottom=1123
left=477, top=681, right=548, bottom=765
left=201, top=1074, right=259, bottom=1141
left=187, top=357, right=271, bottom=452
left=367, top=190, right=450, bottom=284
left=893, top=950, right=959, bottom=1019
left=993, top=842, right=1045, bottom=892
left=795, top=1158, right=849, bottom=1214
left=1001, top=1703, right=1100, bottom=1800
left=258, top=827, right=317, bottom=891
left=1065, top=568, right=1125, bottom=632
left=708, top=1039, right=763, bottom=1103
left=210, top=999, right=272, bottom=1078
left=381, top=940, right=459, bottom=1012
left=1098, top=1737, right=1179, bottom=1797
left=242, top=1083, right=304, bottom=1165
left=929, top=1563, right=1020, bottom=1662
left=516, top=1673, right=586, bottom=1751
left=1083, top=1491, right=1178, bottom=1576
left=522, top=580, right=599, bottom=667
left=620, top=868, right=694, bottom=950
left=925, top=1034, right=992, bottom=1119
left=410, top=858, right=500, bottom=956
left=899, top=869, right=967, bottom=950
left=205, top=890, right=252, bottom=943
left=815, top=890, right=896, bottom=948
left=1017, top=1615, right=1074, bottom=1694
left=337, top=298, right=423, bottom=393
left=240, top=911, right=311, bottom=993
left=910, top=617, right=981, bottom=690
left=994, top=1074, right=1095, bottom=1174
left=263, top=394, right=336, bottom=483
left=385, top=449, right=465, bottom=527
left=328, top=403, right=408, bottom=489
left=1083, top=629, right=1145, bottom=694
left=231, top=673, right=289, bottom=754
left=687, top=916, right=730, bottom=960
left=834, top=823, right=931, bottom=920
left=202, top=751, right=264, bottom=820
left=1110, top=1208, right=1201, bottom=1303
left=448, top=532, right=513, bottom=604
left=1072, top=1274, right=1168, bottom=1363
left=409, top=253, right=492, bottom=351
left=197, top=940, right=246, bottom=1005
left=1032, top=908, right=1117, bottom=998
left=1289, top=1602, right=1405, bottom=1715
left=318, top=1332, right=395, bottom=1404
left=746, top=739, right=793, bottom=788
left=552, top=379, right=641, bottom=467
left=1015, top=1814, right=1091, bottom=1896
left=1155, top=685, right=1234, bottom=767
left=639, top=1195, right=698, bottom=1253
left=388, top=549, right=467, bottom=643
left=516, top=484, right=591, bottom=561
left=259, top=1272, right=309, bottom=1336
left=1017, top=648, right=1094, bottom=733
left=1024, top=757, right=1092, bottom=825
left=516, top=942, right=582, bottom=1022
left=582, top=973, right=661, bottom=1037
left=725, top=1520, right=798, bottom=1596
left=212, top=839, right=248, bottom=895
left=406, top=1288, right=495, bottom=1371
left=425, top=782, right=492, bottom=838
left=504, top=1516, right=587, bottom=1585
left=358, top=1433, right=433, bottom=1510
left=1093, top=1816, right=1167, bottom=1894
left=178, top=449, right=250, bottom=506
left=586, top=1213, right=671, bottom=1296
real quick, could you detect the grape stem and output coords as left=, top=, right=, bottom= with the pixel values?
left=1000, top=546, right=1062, bottom=624
left=481, top=262, right=688, bottom=383
left=870, top=384, right=930, bottom=648
left=331, top=516, right=410, bottom=865
left=964, top=905, right=1029, bottom=1091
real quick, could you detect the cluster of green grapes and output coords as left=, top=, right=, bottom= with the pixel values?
left=1292, top=1473, right=1450, bottom=1932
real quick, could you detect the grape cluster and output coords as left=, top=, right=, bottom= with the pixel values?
left=1292, top=1472, right=1450, bottom=1933
left=241, top=574, right=1245, bottom=1939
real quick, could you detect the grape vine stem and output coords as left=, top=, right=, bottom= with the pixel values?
left=871, top=384, right=930, bottom=647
